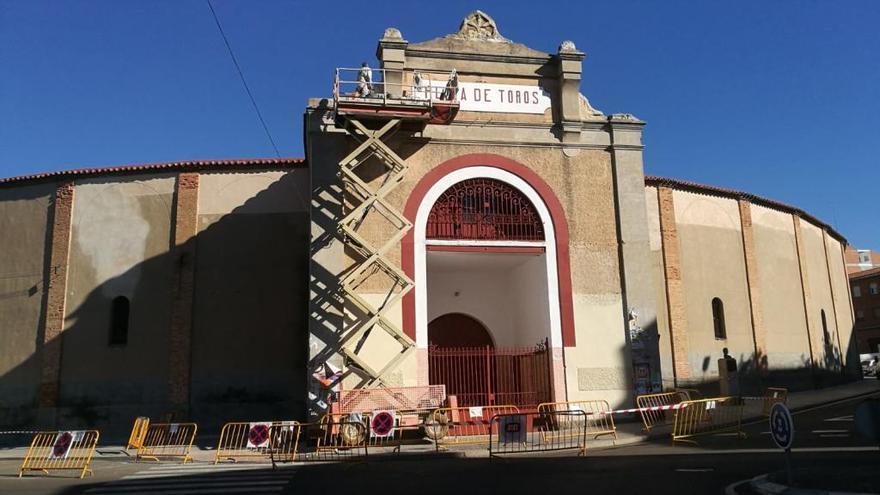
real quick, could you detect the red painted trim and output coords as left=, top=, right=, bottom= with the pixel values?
left=426, top=245, right=545, bottom=254
left=402, top=153, right=577, bottom=347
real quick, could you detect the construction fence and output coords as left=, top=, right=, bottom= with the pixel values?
left=18, top=430, right=100, bottom=479
left=489, top=411, right=588, bottom=457
left=671, top=396, right=746, bottom=444
left=136, top=422, right=197, bottom=463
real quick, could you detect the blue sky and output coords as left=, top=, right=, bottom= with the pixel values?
left=1, top=1, right=878, bottom=248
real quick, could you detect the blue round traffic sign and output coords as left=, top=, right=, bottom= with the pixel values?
left=769, top=403, right=794, bottom=450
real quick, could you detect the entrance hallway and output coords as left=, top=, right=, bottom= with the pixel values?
left=426, top=250, right=551, bottom=348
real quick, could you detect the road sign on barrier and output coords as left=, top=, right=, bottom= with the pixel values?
left=370, top=410, right=396, bottom=438
left=246, top=422, right=271, bottom=449
left=499, top=414, right=527, bottom=444
left=769, top=403, right=794, bottom=450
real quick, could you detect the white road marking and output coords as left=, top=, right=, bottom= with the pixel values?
left=824, top=415, right=854, bottom=422
left=819, top=434, right=850, bottom=438
left=811, top=429, right=849, bottom=434
left=675, top=468, right=714, bottom=472
left=85, top=462, right=297, bottom=494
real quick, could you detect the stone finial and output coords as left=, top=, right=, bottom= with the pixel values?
left=449, top=10, right=510, bottom=42
left=559, top=40, right=577, bottom=52
left=609, top=113, right=644, bottom=123
left=382, top=27, right=403, bottom=40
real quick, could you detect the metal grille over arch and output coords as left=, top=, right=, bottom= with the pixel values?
left=426, top=178, right=545, bottom=241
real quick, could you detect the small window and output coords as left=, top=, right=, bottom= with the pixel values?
left=712, top=297, right=727, bottom=339
left=109, top=296, right=130, bottom=346
left=856, top=309, right=865, bottom=321
left=853, top=285, right=862, bottom=298
left=821, top=309, right=831, bottom=348
left=870, top=283, right=879, bottom=295
left=859, top=251, right=871, bottom=263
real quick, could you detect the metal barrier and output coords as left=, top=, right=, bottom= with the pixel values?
left=762, top=387, right=788, bottom=416
left=489, top=411, right=587, bottom=457
left=536, top=400, right=617, bottom=441
left=636, top=391, right=689, bottom=432
left=267, top=422, right=302, bottom=466
left=215, top=421, right=298, bottom=464
left=137, top=422, right=197, bottom=463
left=426, top=405, right=520, bottom=447
left=126, top=416, right=149, bottom=451
left=280, top=420, right=368, bottom=462
left=671, top=396, right=746, bottom=444
left=320, top=410, right=423, bottom=452
left=18, top=430, right=100, bottom=479
left=674, top=388, right=702, bottom=400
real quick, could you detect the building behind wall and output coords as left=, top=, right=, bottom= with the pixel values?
left=0, top=11, right=861, bottom=431
left=850, top=267, right=880, bottom=353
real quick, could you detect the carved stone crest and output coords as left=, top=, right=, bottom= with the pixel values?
left=449, top=10, right=509, bottom=42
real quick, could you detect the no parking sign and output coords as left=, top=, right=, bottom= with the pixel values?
left=370, top=410, right=397, bottom=438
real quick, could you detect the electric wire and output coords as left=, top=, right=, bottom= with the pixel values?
left=205, top=0, right=281, bottom=157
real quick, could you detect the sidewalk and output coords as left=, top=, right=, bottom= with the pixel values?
left=1, top=378, right=877, bottom=462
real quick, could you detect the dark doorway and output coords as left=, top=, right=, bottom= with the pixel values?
left=428, top=313, right=552, bottom=409
left=428, top=312, right=494, bottom=347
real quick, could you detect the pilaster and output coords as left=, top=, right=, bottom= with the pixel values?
left=38, top=181, right=75, bottom=410
left=657, top=187, right=690, bottom=382
left=168, top=172, right=199, bottom=414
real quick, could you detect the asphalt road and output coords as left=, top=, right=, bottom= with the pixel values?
left=1, top=391, right=877, bottom=495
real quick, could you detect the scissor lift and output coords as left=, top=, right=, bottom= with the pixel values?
left=333, top=67, right=459, bottom=386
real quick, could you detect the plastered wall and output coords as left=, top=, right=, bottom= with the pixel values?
left=751, top=204, right=811, bottom=369
left=61, top=175, right=176, bottom=411
left=191, top=170, right=310, bottom=419
left=674, top=191, right=753, bottom=381
left=0, top=183, right=54, bottom=418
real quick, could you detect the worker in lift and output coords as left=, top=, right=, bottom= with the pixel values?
left=357, top=62, right=373, bottom=97
left=441, top=69, right=458, bottom=101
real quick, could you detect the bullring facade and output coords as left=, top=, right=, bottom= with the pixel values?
left=0, top=12, right=857, bottom=429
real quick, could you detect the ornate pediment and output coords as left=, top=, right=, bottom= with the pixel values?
left=448, top=10, right=510, bottom=42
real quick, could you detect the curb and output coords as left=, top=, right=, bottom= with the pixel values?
left=746, top=473, right=877, bottom=495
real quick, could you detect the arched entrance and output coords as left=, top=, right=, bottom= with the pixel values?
left=424, top=177, right=554, bottom=408
left=428, top=313, right=493, bottom=347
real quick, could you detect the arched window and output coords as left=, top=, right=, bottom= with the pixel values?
left=109, top=296, right=130, bottom=346
left=426, top=178, right=544, bottom=241
left=712, top=297, right=726, bottom=339
left=821, top=309, right=830, bottom=349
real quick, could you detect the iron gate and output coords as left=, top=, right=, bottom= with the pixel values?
left=428, top=339, right=552, bottom=409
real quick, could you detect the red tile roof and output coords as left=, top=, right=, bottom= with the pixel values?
left=0, top=158, right=846, bottom=243
left=849, top=266, right=880, bottom=281
left=0, top=157, right=305, bottom=186
left=645, top=175, right=847, bottom=243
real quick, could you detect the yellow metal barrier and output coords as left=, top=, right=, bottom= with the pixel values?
left=319, top=410, right=422, bottom=451
left=762, top=387, right=788, bottom=416
left=137, top=422, right=197, bottom=463
left=491, top=411, right=588, bottom=457
left=292, top=415, right=369, bottom=464
left=18, top=430, right=100, bottom=479
left=267, top=421, right=302, bottom=466
left=671, top=396, right=745, bottom=444
left=674, top=388, right=701, bottom=400
left=536, top=400, right=617, bottom=441
left=126, top=416, right=149, bottom=451
left=636, top=391, right=688, bottom=432
left=426, top=405, right=520, bottom=447
left=215, top=421, right=298, bottom=464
